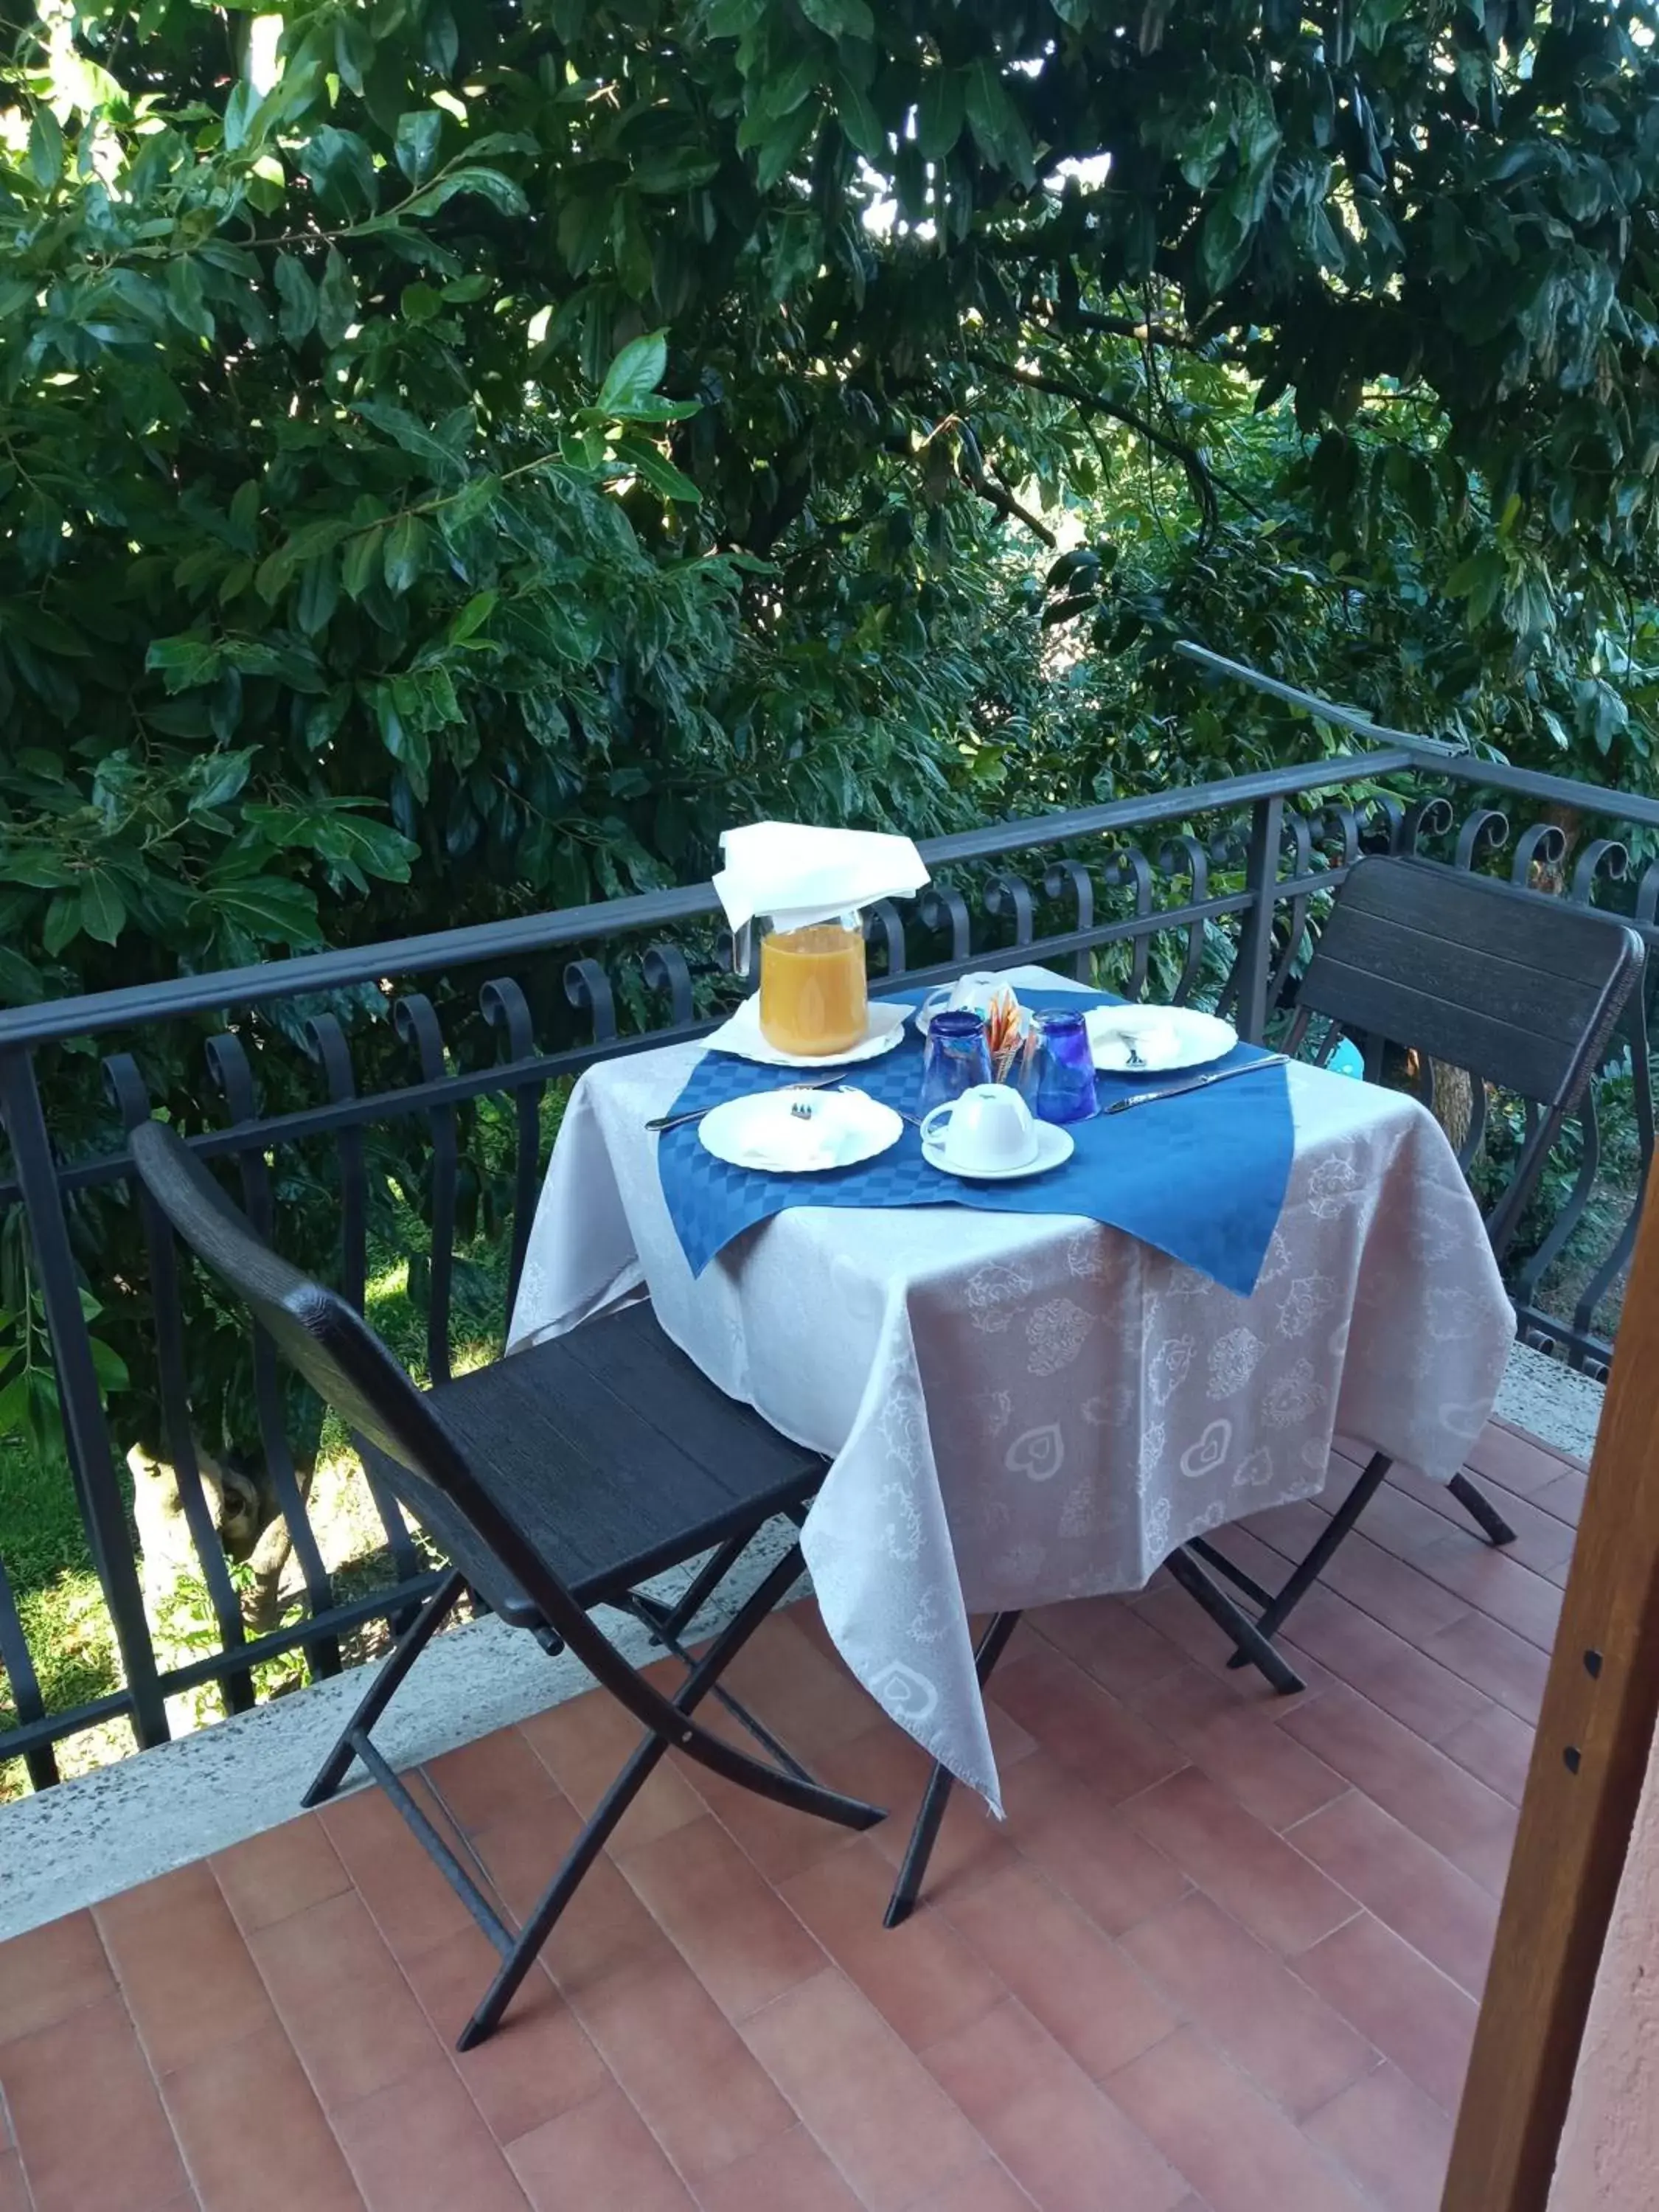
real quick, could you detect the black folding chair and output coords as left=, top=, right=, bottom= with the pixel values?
left=885, top=855, right=1644, bottom=1930
left=128, top=1119, right=883, bottom=2045
left=1189, top=852, right=1644, bottom=1663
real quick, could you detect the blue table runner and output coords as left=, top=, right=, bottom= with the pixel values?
left=655, top=990, right=1294, bottom=1295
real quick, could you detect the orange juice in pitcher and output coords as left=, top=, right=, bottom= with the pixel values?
left=758, top=917, right=868, bottom=1056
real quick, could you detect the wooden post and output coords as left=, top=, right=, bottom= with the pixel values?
left=1443, top=1185, right=1659, bottom=2209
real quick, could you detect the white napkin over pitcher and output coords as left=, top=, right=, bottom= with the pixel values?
left=713, top=821, right=930, bottom=938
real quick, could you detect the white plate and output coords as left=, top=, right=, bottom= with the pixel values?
left=698, top=1086, right=904, bottom=1174
left=1086, top=1004, right=1237, bottom=1074
left=705, top=996, right=911, bottom=1068
left=922, top=1121, right=1075, bottom=1182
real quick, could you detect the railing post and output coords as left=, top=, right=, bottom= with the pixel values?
left=0, top=1046, right=170, bottom=1752
left=1235, top=795, right=1284, bottom=1045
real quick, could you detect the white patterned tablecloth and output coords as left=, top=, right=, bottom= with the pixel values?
left=507, top=970, right=1516, bottom=1812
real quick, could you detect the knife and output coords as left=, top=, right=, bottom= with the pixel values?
left=1105, top=1052, right=1290, bottom=1116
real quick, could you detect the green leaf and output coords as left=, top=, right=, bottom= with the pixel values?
left=403, top=168, right=528, bottom=218
left=833, top=69, right=886, bottom=161
left=295, top=557, right=341, bottom=636
left=450, top=591, right=497, bottom=641
left=27, top=107, right=63, bottom=191
left=0, top=945, right=43, bottom=1006
left=963, top=58, right=1034, bottom=185
left=80, top=872, right=126, bottom=946
left=798, top=0, right=874, bottom=35
left=274, top=253, right=316, bottom=346
left=599, top=330, right=669, bottom=415
left=401, top=281, right=442, bottom=322
left=612, top=435, right=700, bottom=503
left=395, top=109, right=443, bottom=187
left=916, top=69, right=965, bottom=161
left=383, top=514, right=431, bottom=594
left=204, top=876, right=322, bottom=945
left=88, top=1336, right=129, bottom=1395
left=342, top=527, right=383, bottom=599
left=316, top=248, right=358, bottom=349
left=42, top=892, right=80, bottom=957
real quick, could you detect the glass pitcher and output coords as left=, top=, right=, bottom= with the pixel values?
left=754, top=911, right=869, bottom=1056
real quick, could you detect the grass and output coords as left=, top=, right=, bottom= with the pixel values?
left=0, top=1087, right=565, bottom=1801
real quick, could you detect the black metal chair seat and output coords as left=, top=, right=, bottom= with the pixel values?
left=369, top=1304, right=821, bottom=1630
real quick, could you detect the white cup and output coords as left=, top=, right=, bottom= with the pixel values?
left=921, top=1084, right=1040, bottom=1175
left=918, top=971, right=1001, bottom=1030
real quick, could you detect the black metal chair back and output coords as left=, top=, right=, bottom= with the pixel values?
left=125, top=1118, right=820, bottom=1802
left=1292, top=855, right=1645, bottom=1259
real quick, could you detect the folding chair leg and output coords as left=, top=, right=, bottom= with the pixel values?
left=301, top=1571, right=465, bottom=1809
left=883, top=1610, right=1023, bottom=1931
left=1167, top=1546, right=1304, bottom=1695
left=1223, top=1448, right=1395, bottom=1667
left=460, top=1542, right=883, bottom=2049
left=1447, top=1470, right=1517, bottom=1548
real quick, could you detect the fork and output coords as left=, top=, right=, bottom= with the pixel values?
left=645, top=1071, right=844, bottom=1134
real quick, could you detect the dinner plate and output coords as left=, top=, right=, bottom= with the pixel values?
left=921, top=1121, right=1075, bottom=1181
left=698, top=1086, right=904, bottom=1173
left=704, top=996, right=910, bottom=1068
left=1086, top=1004, right=1237, bottom=1074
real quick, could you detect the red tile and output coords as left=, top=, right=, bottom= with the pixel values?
left=1409, top=1533, right=1562, bottom=1650
left=1422, top=1610, right=1551, bottom=1723
left=0, top=2152, right=28, bottom=2212
left=97, top=1863, right=274, bottom=2076
left=923, top=1998, right=1185, bottom=2212
left=622, top=1814, right=827, bottom=2021
left=1463, top=1420, right=1580, bottom=1500
left=1262, top=1587, right=1492, bottom=1747
left=991, top=1647, right=1186, bottom=1802
left=945, top=1862, right=1175, bottom=2081
left=692, top=2126, right=864, bottom=2211
left=401, top=1921, right=609, bottom=2141
left=1444, top=1815, right=1519, bottom=1899
left=718, top=1614, right=883, bottom=1759
left=1276, top=1524, right=1474, bottom=1651
left=422, top=1724, right=560, bottom=1834
left=210, top=1812, right=351, bottom=1935
left=521, top=1686, right=705, bottom=1853
left=1123, top=1767, right=1357, bottom=1955
left=1029, top=1595, right=1189, bottom=1700
left=163, top=2017, right=361, bottom=2211
left=1124, top=1660, right=1346, bottom=1830
left=908, top=2161, right=1037, bottom=2210
left=1281, top=1685, right=1519, bottom=1868
left=1531, top=1467, right=1587, bottom=1523
left=1121, top=1893, right=1376, bottom=2120
left=1286, top=1792, right=1499, bottom=1999
left=0, top=1911, right=113, bottom=2046
left=571, top=1938, right=794, bottom=2182
left=332, top=2052, right=530, bottom=2211
left=1386, top=1462, right=1577, bottom=1582
left=248, top=1888, right=440, bottom=2109
left=1107, top=2026, right=1369, bottom=2212
left=1439, top=1703, right=1535, bottom=1806
left=1, top=1994, right=188, bottom=2212
left=318, top=1783, right=479, bottom=1961
left=1304, top=2060, right=1455, bottom=2212
left=508, top=2081, right=696, bottom=2210
left=1293, top=1912, right=1479, bottom=2115
left=999, top=1754, right=1191, bottom=1935
left=779, top=1837, right=1004, bottom=2051
left=741, top=1969, right=985, bottom=2212
left=470, top=1796, right=659, bottom=1997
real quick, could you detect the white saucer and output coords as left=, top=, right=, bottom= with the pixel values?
left=922, top=1121, right=1075, bottom=1181
left=699, top=1086, right=903, bottom=1173
left=705, top=996, right=910, bottom=1068
left=1086, top=1004, right=1236, bottom=1074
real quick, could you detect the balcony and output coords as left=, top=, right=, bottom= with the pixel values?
left=0, top=723, right=1646, bottom=2209
left=0, top=1408, right=1584, bottom=2212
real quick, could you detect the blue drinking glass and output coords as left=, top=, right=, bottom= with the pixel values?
left=1020, top=1008, right=1099, bottom=1124
left=919, top=1009, right=992, bottom=1118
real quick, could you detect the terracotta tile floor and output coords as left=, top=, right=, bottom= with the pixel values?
left=0, top=1416, right=1580, bottom=2212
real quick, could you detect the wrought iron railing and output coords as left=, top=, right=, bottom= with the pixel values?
left=0, top=730, right=1652, bottom=1788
